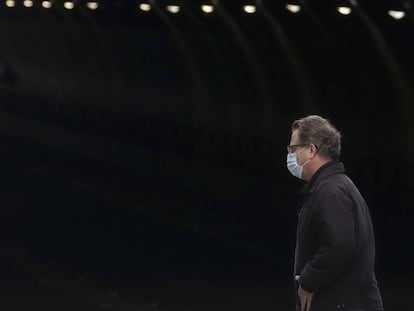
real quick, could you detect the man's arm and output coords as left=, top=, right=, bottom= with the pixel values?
left=299, top=185, right=356, bottom=293
left=295, top=275, right=314, bottom=311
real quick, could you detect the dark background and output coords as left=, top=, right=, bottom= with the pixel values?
left=0, top=0, right=413, bottom=310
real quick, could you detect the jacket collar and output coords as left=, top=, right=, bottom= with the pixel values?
left=300, top=160, right=345, bottom=197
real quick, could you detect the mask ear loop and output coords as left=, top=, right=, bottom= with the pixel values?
left=301, top=144, right=318, bottom=168
left=302, top=158, right=312, bottom=168
left=295, top=146, right=307, bottom=155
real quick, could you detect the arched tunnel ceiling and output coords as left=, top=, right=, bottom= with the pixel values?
left=0, top=0, right=413, bottom=183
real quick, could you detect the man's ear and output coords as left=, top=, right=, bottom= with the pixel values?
left=310, top=144, right=318, bottom=155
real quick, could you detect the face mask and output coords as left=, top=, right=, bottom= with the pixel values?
left=287, top=147, right=311, bottom=179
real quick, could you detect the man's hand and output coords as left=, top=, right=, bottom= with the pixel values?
left=295, top=275, right=314, bottom=311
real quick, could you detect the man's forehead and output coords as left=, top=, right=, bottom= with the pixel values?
left=290, top=129, right=299, bottom=143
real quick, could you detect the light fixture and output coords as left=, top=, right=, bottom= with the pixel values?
left=64, top=1, right=74, bottom=9
left=138, top=3, right=151, bottom=11
left=23, top=0, right=34, bottom=7
left=86, top=2, right=98, bottom=10
left=5, top=0, right=16, bottom=7
left=337, top=6, right=352, bottom=15
left=286, top=4, right=301, bottom=13
left=42, top=0, right=52, bottom=8
left=243, top=5, right=256, bottom=14
left=201, top=4, right=214, bottom=13
left=166, top=5, right=180, bottom=14
left=388, top=10, right=405, bottom=20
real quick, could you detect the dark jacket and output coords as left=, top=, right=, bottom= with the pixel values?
left=294, top=161, right=383, bottom=311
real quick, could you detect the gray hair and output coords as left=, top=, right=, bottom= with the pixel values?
left=292, top=115, right=341, bottom=160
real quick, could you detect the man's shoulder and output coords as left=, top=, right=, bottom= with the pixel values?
left=311, top=174, right=360, bottom=209
left=314, top=173, right=350, bottom=194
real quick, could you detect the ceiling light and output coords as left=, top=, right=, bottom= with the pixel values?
left=64, top=1, right=74, bottom=9
left=86, top=2, right=98, bottom=10
left=23, top=0, right=34, bottom=7
left=166, top=5, right=180, bottom=14
left=42, top=1, right=52, bottom=8
left=286, top=4, right=301, bottom=13
left=388, top=10, right=405, bottom=20
left=5, top=0, right=15, bottom=7
left=243, top=5, right=256, bottom=14
left=138, top=3, right=151, bottom=11
left=201, top=4, right=214, bottom=13
left=337, top=6, right=352, bottom=15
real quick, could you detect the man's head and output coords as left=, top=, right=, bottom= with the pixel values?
left=288, top=115, right=341, bottom=180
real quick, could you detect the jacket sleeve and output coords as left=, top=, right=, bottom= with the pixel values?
left=299, top=185, right=356, bottom=293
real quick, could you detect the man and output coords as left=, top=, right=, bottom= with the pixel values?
left=287, top=115, right=383, bottom=311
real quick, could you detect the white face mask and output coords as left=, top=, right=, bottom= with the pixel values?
left=286, top=147, right=311, bottom=179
